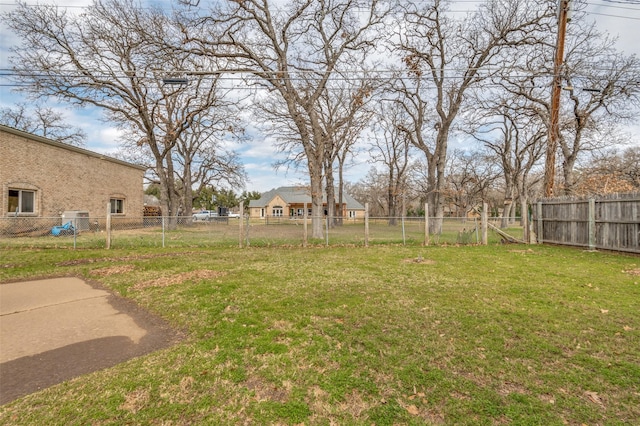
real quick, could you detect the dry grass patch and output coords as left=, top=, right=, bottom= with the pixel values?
left=90, top=264, right=136, bottom=277
left=508, top=249, right=535, bottom=254
left=623, top=268, right=640, bottom=276
left=56, top=252, right=197, bottom=266
left=119, top=388, right=150, bottom=414
left=133, top=269, right=226, bottom=290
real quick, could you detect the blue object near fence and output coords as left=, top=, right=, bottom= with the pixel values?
left=51, top=221, right=74, bottom=236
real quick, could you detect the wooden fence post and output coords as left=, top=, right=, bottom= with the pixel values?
left=424, top=203, right=430, bottom=246
left=588, top=198, right=596, bottom=251
left=521, top=200, right=529, bottom=244
left=106, top=202, right=111, bottom=250
left=537, top=202, right=543, bottom=244
left=364, top=202, right=369, bottom=247
left=481, top=202, right=488, bottom=245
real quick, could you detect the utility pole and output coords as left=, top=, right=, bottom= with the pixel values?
left=544, top=0, right=571, bottom=198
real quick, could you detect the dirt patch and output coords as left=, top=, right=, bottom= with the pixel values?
left=509, top=249, right=535, bottom=254
left=624, top=268, right=640, bottom=276
left=133, top=269, right=226, bottom=290
left=90, top=264, right=136, bottom=277
left=245, top=375, right=289, bottom=403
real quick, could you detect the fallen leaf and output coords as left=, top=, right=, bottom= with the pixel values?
left=406, top=405, right=419, bottom=415
left=623, top=325, right=633, bottom=331
left=585, top=391, right=604, bottom=406
left=600, top=309, right=609, bottom=314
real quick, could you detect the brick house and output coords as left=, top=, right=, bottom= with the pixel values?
left=248, top=186, right=365, bottom=219
left=1, top=124, right=145, bottom=221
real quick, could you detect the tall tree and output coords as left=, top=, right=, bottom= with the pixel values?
left=318, top=71, right=375, bottom=227
left=392, top=0, right=551, bottom=231
left=0, top=103, right=86, bottom=146
left=180, top=0, right=389, bottom=238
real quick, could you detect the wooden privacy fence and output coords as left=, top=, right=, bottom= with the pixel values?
left=533, top=193, right=640, bottom=254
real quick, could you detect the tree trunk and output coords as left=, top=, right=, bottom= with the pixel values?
left=501, top=183, right=515, bottom=229
left=388, top=167, right=397, bottom=226
left=431, top=128, right=450, bottom=235
left=182, top=155, right=194, bottom=218
left=337, top=154, right=345, bottom=226
left=325, top=166, right=336, bottom=229
left=562, top=155, right=578, bottom=196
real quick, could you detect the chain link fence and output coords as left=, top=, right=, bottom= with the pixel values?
left=0, top=215, right=524, bottom=249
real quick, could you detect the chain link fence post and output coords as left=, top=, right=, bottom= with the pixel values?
left=106, top=203, right=112, bottom=249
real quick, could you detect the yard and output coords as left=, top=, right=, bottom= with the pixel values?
left=0, top=244, right=638, bottom=425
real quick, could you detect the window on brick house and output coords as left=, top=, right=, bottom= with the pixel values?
left=110, top=198, right=125, bottom=214
left=8, top=189, right=35, bottom=214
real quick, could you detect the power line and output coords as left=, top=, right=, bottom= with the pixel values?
left=583, top=10, right=640, bottom=19
left=585, top=0, right=640, bottom=9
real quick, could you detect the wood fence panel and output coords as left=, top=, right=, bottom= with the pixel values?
left=534, top=194, right=640, bottom=254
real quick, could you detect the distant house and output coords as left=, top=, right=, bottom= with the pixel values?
left=0, top=124, right=145, bottom=220
left=248, top=186, right=365, bottom=219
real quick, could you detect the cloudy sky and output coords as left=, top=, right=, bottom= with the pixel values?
left=1, top=0, right=639, bottom=193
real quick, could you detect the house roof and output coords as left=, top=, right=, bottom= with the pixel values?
left=249, top=186, right=364, bottom=210
left=0, top=124, right=147, bottom=171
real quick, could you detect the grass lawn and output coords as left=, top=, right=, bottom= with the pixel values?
left=1, top=244, right=639, bottom=425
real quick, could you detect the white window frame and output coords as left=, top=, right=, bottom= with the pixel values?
left=8, top=188, right=36, bottom=215
left=272, top=206, right=283, bottom=217
left=110, top=198, right=125, bottom=215
left=349, top=210, right=357, bottom=218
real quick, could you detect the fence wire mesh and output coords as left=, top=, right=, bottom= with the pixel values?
left=0, top=215, right=525, bottom=249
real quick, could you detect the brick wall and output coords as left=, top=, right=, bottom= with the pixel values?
left=0, top=126, right=145, bottom=219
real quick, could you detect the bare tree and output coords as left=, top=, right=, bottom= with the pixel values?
left=349, top=168, right=389, bottom=217
left=496, top=12, right=640, bottom=195
left=573, top=146, right=640, bottom=195
left=318, top=71, right=376, bottom=227
left=174, top=114, right=247, bottom=215
left=5, top=0, right=244, bottom=220
left=559, top=29, right=640, bottom=193
left=0, top=103, right=86, bottom=146
left=370, top=103, right=413, bottom=225
left=179, top=0, right=389, bottom=238
left=466, top=97, right=546, bottom=227
left=391, top=0, right=551, bottom=232
left=441, top=149, right=500, bottom=219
